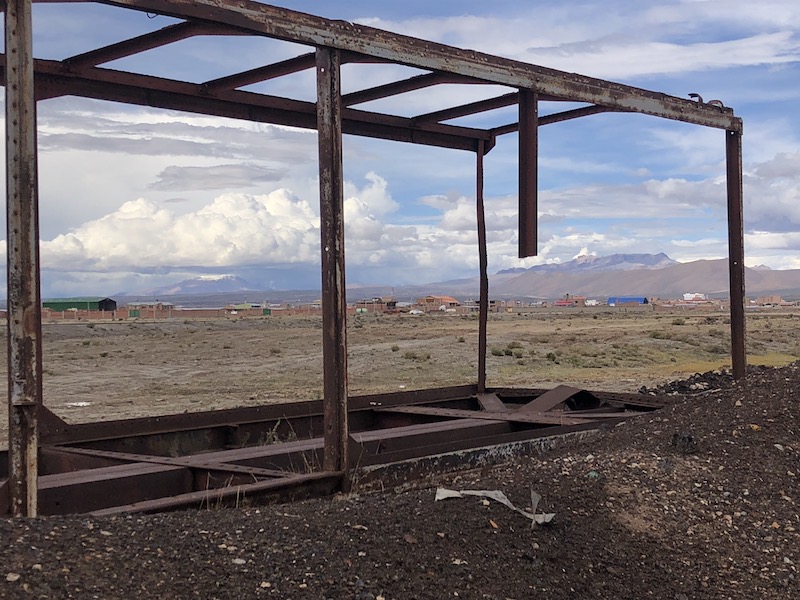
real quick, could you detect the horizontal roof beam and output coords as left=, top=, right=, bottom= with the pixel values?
left=411, top=92, right=519, bottom=125
left=203, top=50, right=384, bottom=92
left=63, top=21, right=234, bottom=69
left=203, top=52, right=317, bottom=91
left=491, top=105, right=616, bottom=136
left=16, top=57, right=490, bottom=152
left=341, top=71, right=482, bottom=107
left=100, top=0, right=742, bottom=131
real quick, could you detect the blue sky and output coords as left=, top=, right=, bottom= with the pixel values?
left=4, top=1, right=800, bottom=295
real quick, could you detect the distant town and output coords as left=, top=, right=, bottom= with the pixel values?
left=24, top=292, right=800, bottom=322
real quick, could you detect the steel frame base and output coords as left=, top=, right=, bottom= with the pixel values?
left=0, top=385, right=664, bottom=515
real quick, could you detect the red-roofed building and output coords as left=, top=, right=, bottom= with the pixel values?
left=416, top=295, right=460, bottom=312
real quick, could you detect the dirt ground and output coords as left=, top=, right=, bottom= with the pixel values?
left=1, top=307, right=798, bottom=447
left=0, top=357, right=798, bottom=599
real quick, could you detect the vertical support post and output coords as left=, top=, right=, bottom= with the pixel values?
left=476, top=141, right=488, bottom=393
left=726, top=128, right=746, bottom=379
left=5, top=0, right=42, bottom=517
left=316, top=47, right=349, bottom=474
left=518, top=89, right=538, bottom=258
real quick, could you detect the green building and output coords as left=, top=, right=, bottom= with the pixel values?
left=43, top=297, right=117, bottom=312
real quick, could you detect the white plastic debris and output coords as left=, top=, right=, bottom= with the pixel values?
left=435, top=487, right=555, bottom=526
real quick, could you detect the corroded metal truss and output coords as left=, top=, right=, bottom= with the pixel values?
left=3, top=0, right=746, bottom=516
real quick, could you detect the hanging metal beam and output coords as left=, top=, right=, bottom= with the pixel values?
left=476, top=140, right=488, bottom=393
left=316, top=47, right=349, bottom=477
left=518, top=89, right=538, bottom=258
left=101, top=0, right=741, bottom=131
left=5, top=0, right=42, bottom=517
left=726, top=127, right=746, bottom=379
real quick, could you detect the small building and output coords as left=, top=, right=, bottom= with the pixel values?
left=43, top=297, right=117, bottom=311
left=755, top=295, right=783, bottom=307
left=683, top=292, right=708, bottom=301
left=554, top=294, right=586, bottom=307
left=607, top=296, right=649, bottom=307
left=417, top=295, right=460, bottom=311
left=355, top=297, right=397, bottom=313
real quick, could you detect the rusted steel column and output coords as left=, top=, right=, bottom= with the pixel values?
left=518, top=90, right=538, bottom=258
left=5, top=0, right=42, bottom=517
left=476, top=141, right=488, bottom=393
left=316, top=47, right=349, bottom=474
left=726, top=128, right=746, bottom=379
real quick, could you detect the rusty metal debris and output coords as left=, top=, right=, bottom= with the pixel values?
left=2, top=0, right=746, bottom=514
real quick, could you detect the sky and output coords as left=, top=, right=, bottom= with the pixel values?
left=3, top=0, right=800, bottom=296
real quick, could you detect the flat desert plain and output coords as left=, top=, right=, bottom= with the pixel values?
left=0, top=306, right=797, bottom=447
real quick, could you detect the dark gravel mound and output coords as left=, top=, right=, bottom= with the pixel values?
left=1, top=363, right=798, bottom=600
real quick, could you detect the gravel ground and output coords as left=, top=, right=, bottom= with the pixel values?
left=1, top=363, right=798, bottom=599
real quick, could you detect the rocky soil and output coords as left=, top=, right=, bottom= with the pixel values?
left=1, top=362, right=798, bottom=599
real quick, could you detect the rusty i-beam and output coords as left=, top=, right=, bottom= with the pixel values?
left=316, top=47, right=349, bottom=477
left=5, top=0, right=42, bottom=517
left=726, top=129, right=746, bottom=379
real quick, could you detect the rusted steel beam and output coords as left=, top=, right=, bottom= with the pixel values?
left=476, top=141, right=488, bottom=393
left=317, top=47, right=349, bottom=475
left=413, top=92, right=519, bottom=125
left=494, top=387, right=666, bottom=410
left=476, top=393, right=508, bottom=412
left=63, top=21, right=223, bottom=69
left=342, top=71, right=478, bottom=107
left=15, top=58, right=488, bottom=151
left=373, top=405, right=625, bottom=427
left=354, top=417, right=513, bottom=454
left=491, top=104, right=615, bottom=136
left=203, top=51, right=317, bottom=91
left=355, top=419, right=609, bottom=467
left=38, top=463, right=193, bottom=515
left=89, top=471, right=344, bottom=516
left=726, top=127, right=746, bottom=379
left=517, top=384, right=601, bottom=413
left=34, top=385, right=478, bottom=449
left=50, top=446, right=290, bottom=479
left=101, top=0, right=741, bottom=130
left=518, top=89, right=538, bottom=258
left=5, top=0, right=42, bottom=518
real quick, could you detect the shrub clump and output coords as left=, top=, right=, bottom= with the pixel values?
left=403, top=350, right=430, bottom=361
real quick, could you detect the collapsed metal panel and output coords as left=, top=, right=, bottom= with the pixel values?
left=3, top=0, right=747, bottom=514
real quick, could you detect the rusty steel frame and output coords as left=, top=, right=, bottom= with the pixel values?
left=3, top=0, right=747, bottom=515
left=0, top=386, right=663, bottom=515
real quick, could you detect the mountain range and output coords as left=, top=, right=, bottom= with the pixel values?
left=114, top=254, right=800, bottom=306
